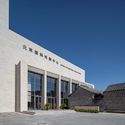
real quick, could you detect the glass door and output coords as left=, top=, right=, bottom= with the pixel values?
left=47, top=97, right=57, bottom=109
left=47, top=76, right=57, bottom=109
left=28, top=71, right=43, bottom=110
left=35, top=96, right=42, bottom=110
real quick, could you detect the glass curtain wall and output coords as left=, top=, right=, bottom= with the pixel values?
left=61, top=80, right=70, bottom=107
left=28, top=71, right=43, bottom=110
left=47, top=76, right=57, bottom=109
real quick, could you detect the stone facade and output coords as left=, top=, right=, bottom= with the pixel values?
left=0, top=0, right=94, bottom=112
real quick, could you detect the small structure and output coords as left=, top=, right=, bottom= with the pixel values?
left=68, top=85, right=102, bottom=109
left=103, top=83, right=125, bottom=113
left=68, top=83, right=125, bottom=113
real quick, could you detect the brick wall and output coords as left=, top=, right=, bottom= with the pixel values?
left=102, top=89, right=125, bottom=112
left=68, top=85, right=125, bottom=113
left=68, top=87, right=95, bottom=109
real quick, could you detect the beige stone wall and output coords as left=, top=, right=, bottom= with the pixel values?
left=0, top=29, right=87, bottom=112
left=0, top=0, right=93, bottom=112
left=0, top=0, right=9, bottom=29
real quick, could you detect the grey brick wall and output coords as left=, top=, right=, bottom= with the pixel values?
left=68, top=84, right=125, bottom=113
left=102, top=89, right=125, bottom=112
left=68, top=87, right=95, bottom=109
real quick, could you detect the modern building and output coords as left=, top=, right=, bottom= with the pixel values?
left=0, top=0, right=94, bottom=112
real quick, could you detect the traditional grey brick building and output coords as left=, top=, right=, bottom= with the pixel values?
left=68, top=83, right=125, bottom=113
left=102, top=83, right=125, bottom=113
left=68, top=85, right=102, bottom=109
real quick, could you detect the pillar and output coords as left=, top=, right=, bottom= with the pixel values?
left=70, top=79, right=72, bottom=94
left=57, top=75, right=61, bottom=108
left=43, top=70, right=47, bottom=107
left=15, top=61, right=28, bottom=112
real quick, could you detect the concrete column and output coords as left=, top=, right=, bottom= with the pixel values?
left=15, top=61, right=28, bottom=112
left=70, top=79, right=72, bottom=94
left=20, top=61, right=28, bottom=112
left=15, top=62, right=20, bottom=112
left=57, top=75, right=61, bottom=108
left=43, top=70, right=47, bottom=106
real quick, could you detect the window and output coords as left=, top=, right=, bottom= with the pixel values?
left=56, top=61, right=59, bottom=64
left=72, top=83, right=78, bottom=92
left=61, top=80, right=70, bottom=106
left=23, top=45, right=27, bottom=50
left=61, top=80, right=70, bottom=98
left=29, top=47, right=33, bottom=52
left=47, top=76, right=57, bottom=97
left=35, top=50, right=38, bottom=55
left=47, top=76, right=57, bottom=109
left=40, top=53, right=43, bottom=57
left=28, top=71, right=43, bottom=110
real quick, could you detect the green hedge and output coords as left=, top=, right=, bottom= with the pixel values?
left=75, top=108, right=99, bottom=113
left=44, top=103, right=51, bottom=110
left=60, top=103, right=69, bottom=110
left=60, top=98, right=69, bottom=110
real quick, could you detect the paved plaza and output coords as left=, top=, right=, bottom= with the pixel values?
left=0, top=111, right=125, bottom=125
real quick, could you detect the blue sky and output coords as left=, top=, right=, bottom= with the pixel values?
left=10, top=0, right=125, bottom=90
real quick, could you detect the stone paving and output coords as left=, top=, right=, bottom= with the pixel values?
left=0, top=110, right=125, bottom=125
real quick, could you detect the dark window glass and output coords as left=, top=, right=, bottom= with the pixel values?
left=72, top=83, right=78, bottom=92
left=61, top=80, right=69, bottom=98
left=28, top=71, right=43, bottom=110
left=47, top=76, right=57, bottom=97
left=47, top=77, right=57, bottom=109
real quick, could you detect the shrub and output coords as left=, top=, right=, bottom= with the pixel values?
left=75, top=108, right=99, bottom=113
left=60, top=98, right=69, bottom=110
left=60, top=103, right=69, bottom=109
left=44, top=103, right=51, bottom=110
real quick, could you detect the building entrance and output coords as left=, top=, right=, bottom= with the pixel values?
left=47, top=76, right=57, bottom=109
left=28, top=71, right=43, bottom=110
left=35, top=95, right=42, bottom=110
left=47, top=97, right=57, bottom=109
